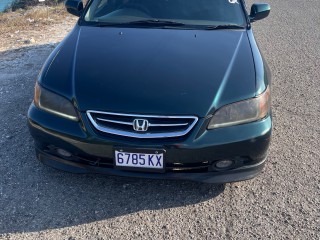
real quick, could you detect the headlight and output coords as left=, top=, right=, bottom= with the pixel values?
left=34, top=82, right=78, bottom=121
left=208, top=87, right=270, bottom=129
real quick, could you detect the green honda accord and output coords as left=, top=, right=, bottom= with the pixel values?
left=28, top=0, right=272, bottom=183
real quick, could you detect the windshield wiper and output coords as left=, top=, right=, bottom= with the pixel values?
left=204, top=24, right=245, bottom=30
left=93, top=21, right=243, bottom=30
left=93, top=19, right=186, bottom=28
left=125, top=19, right=185, bottom=26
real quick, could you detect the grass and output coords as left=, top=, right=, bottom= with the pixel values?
left=0, top=4, right=69, bottom=35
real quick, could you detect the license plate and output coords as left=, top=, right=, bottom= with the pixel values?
left=114, top=148, right=165, bottom=172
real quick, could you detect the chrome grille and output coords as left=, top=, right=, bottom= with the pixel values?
left=87, top=111, right=198, bottom=139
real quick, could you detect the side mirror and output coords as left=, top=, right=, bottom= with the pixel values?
left=250, top=3, right=270, bottom=22
left=65, top=0, right=84, bottom=17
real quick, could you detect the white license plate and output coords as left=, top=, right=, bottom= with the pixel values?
left=115, top=150, right=164, bottom=171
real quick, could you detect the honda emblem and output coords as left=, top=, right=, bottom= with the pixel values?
left=133, top=119, right=149, bottom=132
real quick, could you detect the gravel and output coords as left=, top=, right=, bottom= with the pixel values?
left=0, top=0, right=319, bottom=239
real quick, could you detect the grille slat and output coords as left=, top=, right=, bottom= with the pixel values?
left=87, top=111, right=198, bottom=139
left=96, top=118, right=133, bottom=126
left=149, top=123, right=189, bottom=127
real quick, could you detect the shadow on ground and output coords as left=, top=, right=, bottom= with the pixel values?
left=0, top=45, right=225, bottom=234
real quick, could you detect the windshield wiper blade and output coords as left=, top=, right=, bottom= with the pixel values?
left=93, top=20, right=186, bottom=28
left=125, top=19, right=186, bottom=26
left=204, top=24, right=245, bottom=30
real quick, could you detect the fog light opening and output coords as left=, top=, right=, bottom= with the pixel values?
left=56, top=148, right=72, bottom=158
left=215, top=159, right=234, bottom=169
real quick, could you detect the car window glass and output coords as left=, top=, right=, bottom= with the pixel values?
left=84, top=0, right=246, bottom=26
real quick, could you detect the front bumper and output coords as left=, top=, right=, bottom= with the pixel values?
left=28, top=103, right=272, bottom=183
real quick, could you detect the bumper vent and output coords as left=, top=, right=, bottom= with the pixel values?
left=87, top=111, right=198, bottom=139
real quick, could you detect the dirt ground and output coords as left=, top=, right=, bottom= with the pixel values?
left=0, top=5, right=77, bottom=52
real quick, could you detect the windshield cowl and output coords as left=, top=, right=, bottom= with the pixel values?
left=84, top=19, right=246, bottom=30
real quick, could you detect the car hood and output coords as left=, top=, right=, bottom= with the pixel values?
left=42, top=25, right=256, bottom=118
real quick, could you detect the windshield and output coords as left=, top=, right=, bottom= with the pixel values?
left=83, top=0, right=246, bottom=27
